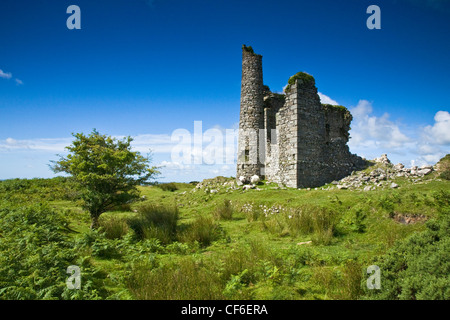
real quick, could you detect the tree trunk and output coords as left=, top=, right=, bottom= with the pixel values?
left=90, top=214, right=100, bottom=229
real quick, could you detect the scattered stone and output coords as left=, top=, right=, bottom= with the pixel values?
left=331, top=154, right=435, bottom=191
left=418, top=168, right=432, bottom=176
left=250, top=175, right=261, bottom=184
left=375, top=154, right=391, bottom=166
left=296, top=241, right=312, bottom=246
left=390, top=182, right=399, bottom=189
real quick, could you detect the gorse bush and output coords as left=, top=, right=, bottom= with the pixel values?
left=363, top=205, right=450, bottom=300
left=127, top=204, right=179, bottom=244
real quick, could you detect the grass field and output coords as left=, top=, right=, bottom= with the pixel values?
left=0, top=159, right=448, bottom=300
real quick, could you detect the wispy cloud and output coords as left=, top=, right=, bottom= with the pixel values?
left=0, top=69, right=12, bottom=79
left=0, top=69, right=23, bottom=85
left=0, top=137, right=72, bottom=152
left=318, top=92, right=339, bottom=105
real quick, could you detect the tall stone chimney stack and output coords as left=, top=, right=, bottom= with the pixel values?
left=236, top=45, right=265, bottom=182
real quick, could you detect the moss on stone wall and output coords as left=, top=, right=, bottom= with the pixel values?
left=321, top=104, right=348, bottom=113
left=285, top=72, right=315, bottom=92
left=242, top=44, right=254, bottom=54
left=273, top=93, right=286, bottom=100
left=242, top=44, right=262, bottom=58
left=322, top=104, right=352, bottom=123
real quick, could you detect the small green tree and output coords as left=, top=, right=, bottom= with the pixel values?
left=51, top=129, right=160, bottom=229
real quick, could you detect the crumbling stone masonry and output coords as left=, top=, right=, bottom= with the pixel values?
left=236, top=45, right=366, bottom=188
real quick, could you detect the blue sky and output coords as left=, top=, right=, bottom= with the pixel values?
left=0, top=0, right=449, bottom=181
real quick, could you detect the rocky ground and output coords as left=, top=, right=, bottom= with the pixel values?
left=193, top=154, right=438, bottom=193
left=327, top=154, right=435, bottom=191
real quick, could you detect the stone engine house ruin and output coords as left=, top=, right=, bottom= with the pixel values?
left=236, top=45, right=365, bottom=188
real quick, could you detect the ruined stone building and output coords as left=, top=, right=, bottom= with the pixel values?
left=236, top=45, right=366, bottom=188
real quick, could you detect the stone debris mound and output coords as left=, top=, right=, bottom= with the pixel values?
left=329, top=154, right=435, bottom=191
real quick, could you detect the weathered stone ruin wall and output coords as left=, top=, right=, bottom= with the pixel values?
left=237, top=45, right=366, bottom=188
left=321, top=104, right=366, bottom=183
left=263, top=94, right=284, bottom=182
left=289, top=77, right=330, bottom=188
left=236, top=45, right=265, bottom=181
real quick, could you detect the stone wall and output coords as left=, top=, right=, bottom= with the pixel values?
left=237, top=46, right=366, bottom=188
left=236, top=45, right=265, bottom=181
left=263, top=94, right=284, bottom=181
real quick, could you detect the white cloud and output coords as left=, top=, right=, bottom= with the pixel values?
left=423, top=111, right=450, bottom=145
left=130, top=133, right=175, bottom=154
left=158, top=160, right=193, bottom=171
left=0, top=69, right=12, bottom=79
left=347, top=101, right=449, bottom=166
left=0, top=69, right=23, bottom=85
left=318, top=92, right=339, bottom=105
left=0, top=137, right=72, bottom=152
left=349, top=100, right=410, bottom=151
left=414, top=110, right=450, bottom=165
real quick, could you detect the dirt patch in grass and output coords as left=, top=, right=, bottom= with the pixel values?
left=391, top=212, right=427, bottom=225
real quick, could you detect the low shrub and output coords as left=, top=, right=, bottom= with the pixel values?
left=156, top=183, right=178, bottom=192
left=262, top=204, right=341, bottom=244
left=336, top=260, right=364, bottom=300
left=99, top=216, right=129, bottom=239
left=127, top=204, right=179, bottom=244
left=179, top=215, right=222, bottom=247
left=127, top=258, right=224, bottom=300
left=214, top=199, right=234, bottom=221
left=363, top=213, right=450, bottom=300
